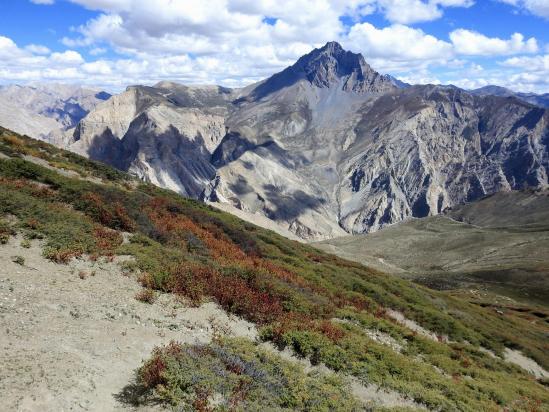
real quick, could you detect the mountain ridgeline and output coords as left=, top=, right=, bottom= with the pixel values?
left=0, top=84, right=110, bottom=143
left=50, top=42, right=549, bottom=240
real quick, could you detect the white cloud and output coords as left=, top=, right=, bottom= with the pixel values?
left=30, top=0, right=55, bottom=4
left=377, top=0, right=474, bottom=24
left=82, top=60, right=112, bottom=74
left=497, top=0, right=549, bottom=18
left=89, top=47, right=106, bottom=55
left=346, top=23, right=453, bottom=61
left=450, top=29, right=538, bottom=55
left=0, top=36, right=26, bottom=59
left=25, top=44, right=51, bottom=55
left=1, top=1, right=546, bottom=93
left=50, top=50, right=85, bottom=64
left=501, top=54, right=549, bottom=71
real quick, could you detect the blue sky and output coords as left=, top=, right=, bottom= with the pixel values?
left=1, top=0, right=548, bottom=92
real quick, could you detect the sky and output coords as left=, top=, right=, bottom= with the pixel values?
left=0, top=0, right=548, bottom=93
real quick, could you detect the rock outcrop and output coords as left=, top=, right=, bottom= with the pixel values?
left=70, top=83, right=231, bottom=197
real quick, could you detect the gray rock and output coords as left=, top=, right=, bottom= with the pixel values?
left=0, top=83, right=110, bottom=143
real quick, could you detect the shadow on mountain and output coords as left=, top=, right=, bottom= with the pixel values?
left=95, top=91, right=112, bottom=100
left=243, top=66, right=304, bottom=102
left=87, top=127, right=126, bottom=170
left=228, top=175, right=255, bottom=195
left=88, top=120, right=217, bottom=198
left=262, top=184, right=326, bottom=220
left=211, top=132, right=294, bottom=169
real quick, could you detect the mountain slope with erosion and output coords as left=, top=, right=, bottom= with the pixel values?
left=0, top=83, right=110, bottom=143
left=60, top=42, right=549, bottom=240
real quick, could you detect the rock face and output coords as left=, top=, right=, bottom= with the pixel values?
left=65, top=42, right=549, bottom=240
left=70, top=83, right=231, bottom=197
left=0, top=84, right=110, bottom=142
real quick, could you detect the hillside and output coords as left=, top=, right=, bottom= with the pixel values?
left=316, top=190, right=549, bottom=305
left=1, top=127, right=548, bottom=411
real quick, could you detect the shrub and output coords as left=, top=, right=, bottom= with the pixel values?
left=78, top=192, right=135, bottom=232
left=135, top=288, right=157, bottom=304
left=93, top=226, right=123, bottom=252
left=135, top=338, right=360, bottom=410
left=44, top=247, right=82, bottom=264
left=138, top=272, right=156, bottom=289
left=0, top=221, right=14, bottom=244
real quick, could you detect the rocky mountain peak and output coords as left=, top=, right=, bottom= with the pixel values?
left=247, top=41, right=395, bottom=100
left=293, top=41, right=394, bottom=92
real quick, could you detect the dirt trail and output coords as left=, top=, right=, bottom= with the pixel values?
left=0, top=236, right=255, bottom=411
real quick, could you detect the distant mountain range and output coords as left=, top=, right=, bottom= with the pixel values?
left=470, top=85, right=549, bottom=109
left=0, top=83, right=110, bottom=143
left=1, top=42, right=548, bottom=240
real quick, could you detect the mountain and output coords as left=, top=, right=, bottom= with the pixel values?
left=62, top=42, right=549, bottom=240
left=471, top=85, right=549, bottom=108
left=316, top=189, right=549, bottom=305
left=69, top=83, right=231, bottom=198
left=0, top=83, right=111, bottom=142
left=1, top=127, right=548, bottom=410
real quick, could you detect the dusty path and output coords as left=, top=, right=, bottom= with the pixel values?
left=0, top=236, right=255, bottom=411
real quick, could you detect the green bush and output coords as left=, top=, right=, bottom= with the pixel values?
left=135, top=338, right=361, bottom=411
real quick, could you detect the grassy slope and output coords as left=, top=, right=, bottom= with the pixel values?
left=0, top=127, right=547, bottom=411
left=316, top=209, right=549, bottom=306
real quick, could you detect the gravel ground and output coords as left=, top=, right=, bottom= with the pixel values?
left=0, top=236, right=255, bottom=411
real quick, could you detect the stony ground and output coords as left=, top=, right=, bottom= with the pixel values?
left=0, top=236, right=255, bottom=411
left=2, top=234, right=544, bottom=411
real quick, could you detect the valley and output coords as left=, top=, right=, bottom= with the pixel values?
left=316, top=189, right=549, bottom=306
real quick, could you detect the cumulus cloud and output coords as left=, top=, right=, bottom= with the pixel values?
left=346, top=23, right=453, bottom=61
left=501, top=54, right=549, bottom=71
left=4, top=0, right=547, bottom=93
left=450, top=29, right=538, bottom=55
left=25, top=44, right=51, bottom=55
left=377, top=0, right=474, bottom=24
left=497, top=0, right=549, bottom=19
left=50, top=50, right=85, bottom=64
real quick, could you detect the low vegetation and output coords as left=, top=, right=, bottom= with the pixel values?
left=135, top=288, right=157, bottom=304
left=133, top=338, right=360, bottom=411
left=1, top=127, right=548, bottom=411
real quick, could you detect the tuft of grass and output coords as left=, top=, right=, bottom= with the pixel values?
left=12, top=255, right=25, bottom=265
left=135, top=288, right=157, bottom=304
